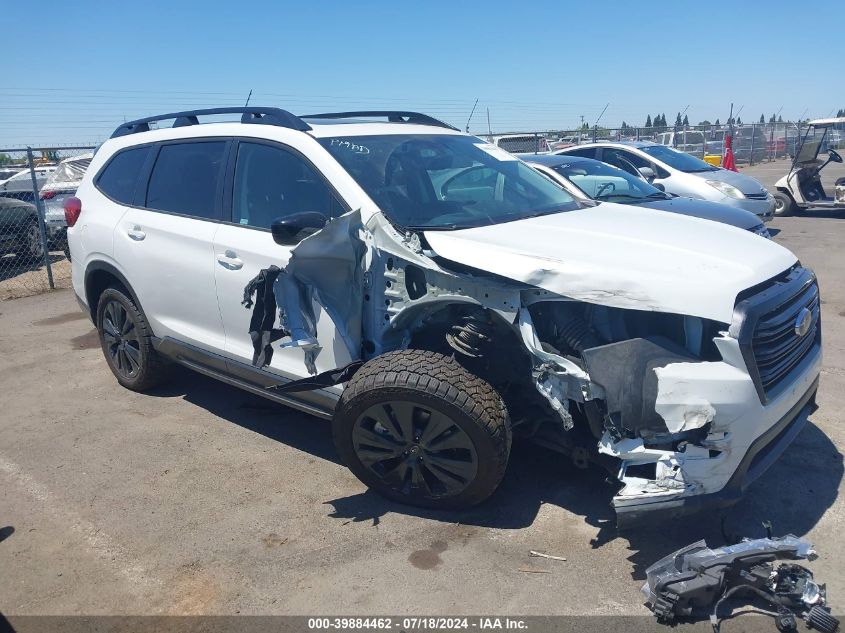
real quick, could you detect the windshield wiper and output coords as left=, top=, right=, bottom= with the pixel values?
left=645, top=191, right=670, bottom=199
left=595, top=194, right=647, bottom=201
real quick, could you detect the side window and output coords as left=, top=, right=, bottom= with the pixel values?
left=232, top=142, right=343, bottom=230
left=145, top=141, right=227, bottom=218
left=442, top=166, right=499, bottom=202
left=95, top=146, right=150, bottom=204
left=564, top=147, right=597, bottom=159
left=602, top=149, right=650, bottom=176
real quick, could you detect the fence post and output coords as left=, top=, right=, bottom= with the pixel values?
left=749, top=123, right=756, bottom=166
left=26, top=147, right=54, bottom=290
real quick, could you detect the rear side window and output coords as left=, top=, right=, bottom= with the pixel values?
left=96, top=146, right=150, bottom=204
left=145, top=141, right=227, bottom=218
left=564, top=147, right=598, bottom=159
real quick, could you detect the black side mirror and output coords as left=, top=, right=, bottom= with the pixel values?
left=653, top=183, right=666, bottom=192
left=271, top=212, right=329, bottom=246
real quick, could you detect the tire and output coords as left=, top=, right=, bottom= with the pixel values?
left=333, top=349, right=511, bottom=510
left=773, top=191, right=796, bottom=217
left=95, top=287, right=169, bottom=392
left=17, top=219, right=44, bottom=263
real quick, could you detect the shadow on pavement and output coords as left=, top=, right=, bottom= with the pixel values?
left=146, top=366, right=842, bottom=581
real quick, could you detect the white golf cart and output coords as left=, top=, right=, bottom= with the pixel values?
left=773, top=117, right=845, bottom=216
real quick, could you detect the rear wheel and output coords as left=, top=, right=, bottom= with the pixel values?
left=96, top=287, right=169, bottom=391
left=773, top=191, right=796, bottom=216
left=17, top=219, right=44, bottom=263
left=333, top=350, right=511, bottom=510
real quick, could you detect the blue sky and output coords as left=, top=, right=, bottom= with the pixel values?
left=1, top=0, right=843, bottom=147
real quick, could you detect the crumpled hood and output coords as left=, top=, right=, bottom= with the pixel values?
left=689, top=167, right=769, bottom=196
left=424, top=202, right=796, bottom=323
left=641, top=197, right=761, bottom=230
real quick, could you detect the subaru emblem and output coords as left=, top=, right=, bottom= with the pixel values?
left=794, top=307, right=812, bottom=337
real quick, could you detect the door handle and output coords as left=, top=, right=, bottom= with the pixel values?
left=216, top=250, right=243, bottom=270
left=127, top=226, right=146, bottom=241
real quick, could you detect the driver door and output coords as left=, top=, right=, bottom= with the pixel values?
left=213, top=139, right=349, bottom=380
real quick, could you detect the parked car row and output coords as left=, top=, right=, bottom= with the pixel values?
left=0, top=153, right=92, bottom=262
left=66, top=106, right=819, bottom=529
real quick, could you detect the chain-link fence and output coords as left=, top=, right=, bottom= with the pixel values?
left=0, top=146, right=96, bottom=300
left=485, top=120, right=845, bottom=166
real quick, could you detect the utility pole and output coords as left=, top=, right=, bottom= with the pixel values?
left=578, top=114, right=584, bottom=144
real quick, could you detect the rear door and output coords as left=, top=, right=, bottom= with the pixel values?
left=112, top=139, right=230, bottom=352
left=213, top=138, right=350, bottom=380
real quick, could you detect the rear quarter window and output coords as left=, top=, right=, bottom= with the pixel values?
left=96, top=146, right=151, bottom=204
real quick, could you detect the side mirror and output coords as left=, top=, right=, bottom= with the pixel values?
left=271, top=212, right=329, bottom=246
left=653, top=183, right=666, bottom=192
left=638, top=166, right=656, bottom=181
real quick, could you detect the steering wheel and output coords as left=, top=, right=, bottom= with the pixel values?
left=829, top=149, right=843, bottom=163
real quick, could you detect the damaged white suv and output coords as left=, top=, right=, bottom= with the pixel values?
left=68, top=108, right=821, bottom=526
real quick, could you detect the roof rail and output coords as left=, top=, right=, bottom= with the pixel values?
left=300, top=111, right=459, bottom=131
left=110, top=107, right=311, bottom=138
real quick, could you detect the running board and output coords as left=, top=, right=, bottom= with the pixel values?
left=153, top=337, right=336, bottom=420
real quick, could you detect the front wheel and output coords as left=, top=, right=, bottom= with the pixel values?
left=773, top=191, right=796, bottom=216
left=333, top=350, right=511, bottom=510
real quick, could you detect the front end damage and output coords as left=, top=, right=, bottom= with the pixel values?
left=252, top=208, right=822, bottom=526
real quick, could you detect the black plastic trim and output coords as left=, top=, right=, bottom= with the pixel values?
left=730, top=266, right=820, bottom=404
left=154, top=337, right=337, bottom=419
left=301, top=111, right=459, bottom=131
left=110, top=107, right=311, bottom=138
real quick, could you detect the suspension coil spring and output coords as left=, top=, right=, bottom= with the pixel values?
left=446, top=314, right=496, bottom=358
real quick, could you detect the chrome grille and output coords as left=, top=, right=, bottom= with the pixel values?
left=734, top=266, right=821, bottom=403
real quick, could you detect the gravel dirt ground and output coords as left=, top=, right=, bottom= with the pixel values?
left=1, top=158, right=843, bottom=620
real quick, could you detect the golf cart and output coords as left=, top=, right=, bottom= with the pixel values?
left=773, top=117, right=845, bottom=215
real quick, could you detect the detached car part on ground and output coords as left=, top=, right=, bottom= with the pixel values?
left=521, top=153, right=771, bottom=238
left=643, top=534, right=839, bottom=633
left=69, top=109, right=822, bottom=527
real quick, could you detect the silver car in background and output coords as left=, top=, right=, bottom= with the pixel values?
left=557, top=141, right=776, bottom=222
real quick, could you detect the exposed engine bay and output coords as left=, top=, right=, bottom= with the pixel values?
left=241, top=208, right=821, bottom=524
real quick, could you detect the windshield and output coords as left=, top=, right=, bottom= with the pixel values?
left=320, top=134, right=579, bottom=230
left=640, top=144, right=719, bottom=173
left=551, top=160, right=666, bottom=203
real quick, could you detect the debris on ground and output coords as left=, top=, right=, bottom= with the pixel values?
left=642, top=534, right=839, bottom=632
left=518, top=567, right=552, bottom=574
left=529, top=550, right=567, bottom=561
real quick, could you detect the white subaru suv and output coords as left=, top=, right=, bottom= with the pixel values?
left=67, top=108, right=821, bottom=526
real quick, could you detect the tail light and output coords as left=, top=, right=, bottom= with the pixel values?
left=64, top=196, right=82, bottom=227
left=41, top=190, right=57, bottom=200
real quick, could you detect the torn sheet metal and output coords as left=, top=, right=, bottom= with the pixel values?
left=642, top=534, right=838, bottom=633
left=242, top=210, right=365, bottom=374
left=422, top=203, right=797, bottom=323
